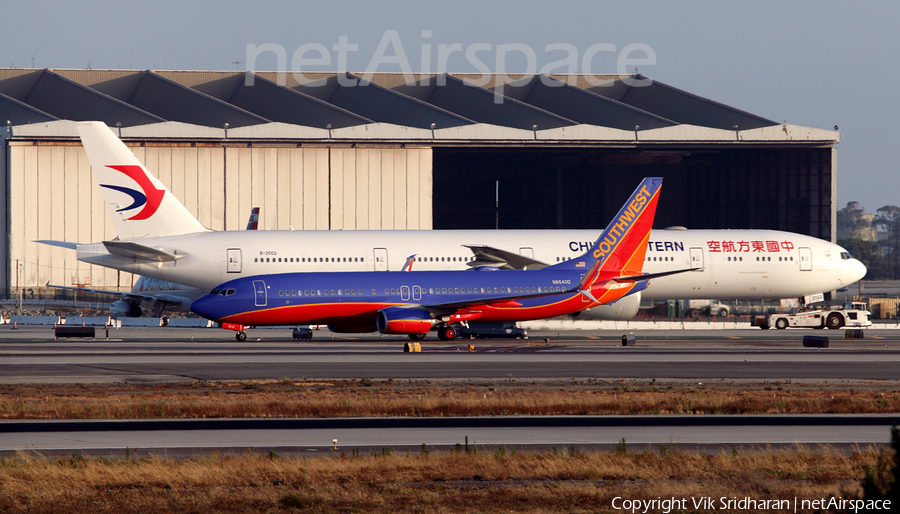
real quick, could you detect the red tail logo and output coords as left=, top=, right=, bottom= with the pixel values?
left=105, top=165, right=165, bottom=220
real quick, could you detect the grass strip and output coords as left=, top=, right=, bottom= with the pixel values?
left=0, top=379, right=897, bottom=420
left=0, top=444, right=885, bottom=513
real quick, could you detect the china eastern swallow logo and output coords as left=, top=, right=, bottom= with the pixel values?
left=100, top=165, right=165, bottom=220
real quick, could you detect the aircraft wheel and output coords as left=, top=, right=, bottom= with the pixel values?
left=444, top=327, right=457, bottom=340
left=775, top=318, right=789, bottom=330
left=826, top=313, right=844, bottom=330
left=236, top=331, right=247, bottom=341
left=408, top=333, right=426, bottom=341
left=437, top=328, right=448, bottom=341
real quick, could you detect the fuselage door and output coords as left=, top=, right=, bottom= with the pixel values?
left=400, top=285, right=410, bottom=301
left=253, top=280, right=267, bottom=307
left=799, top=247, right=812, bottom=271
left=689, top=247, right=704, bottom=270
left=226, top=248, right=242, bottom=273
left=519, top=247, right=534, bottom=258
left=412, top=285, right=422, bottom=301
left=374, top=248, right=388, bottom=271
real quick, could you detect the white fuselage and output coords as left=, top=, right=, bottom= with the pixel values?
left=76, top=228, right=865, bottom=300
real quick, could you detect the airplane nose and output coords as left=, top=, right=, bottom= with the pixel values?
left=842, top=258, right=867, bottom=285
left=190, top=296, right=217, bottom=319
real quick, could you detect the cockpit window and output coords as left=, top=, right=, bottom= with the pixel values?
left=840, top=252, right=853, bottom=260
left=210, top=289, right=236, bottom=296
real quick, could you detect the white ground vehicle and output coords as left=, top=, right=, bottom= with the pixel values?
left=684, top=299, right=731, bottom=318
left=758, top=302, right=871, bottom=330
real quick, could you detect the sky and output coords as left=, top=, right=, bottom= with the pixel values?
left=2, top=0, right=898, bottom=212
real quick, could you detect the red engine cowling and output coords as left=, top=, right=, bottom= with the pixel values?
left=376, top=307, right=433, bottom=335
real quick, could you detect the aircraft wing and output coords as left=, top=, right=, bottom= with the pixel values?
left=417, top=270, right=692, bottom=316
left=48, top=283, right=128, bottom=297
left=418, top=285, right=584, bottom=315
left=103, top=241, right=187, bottom=262
left=463, top=245, right=548, bottom=270
left=48, top=284, right=195, bottom=312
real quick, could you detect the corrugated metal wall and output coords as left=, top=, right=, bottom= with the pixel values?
left=7, top=142, right=432, bottom=295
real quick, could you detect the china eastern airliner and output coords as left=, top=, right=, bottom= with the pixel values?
left=37, top=122, right=866, bottom=321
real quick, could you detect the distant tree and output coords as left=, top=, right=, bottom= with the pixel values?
left=876, top=206, right=900, bottom=279
left=853, top=425, right=900, bottom=509
left=839, top=238, right=890, bottom=280
left=838, top=202, right=876, bottom=240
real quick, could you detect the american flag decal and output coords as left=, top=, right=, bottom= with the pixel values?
left=575, top=261, right=585, bottom=268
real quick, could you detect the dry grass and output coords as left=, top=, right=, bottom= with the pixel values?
left=0, top=379, right=897, bottom=420
left=0, top=445, right=883, bottom=513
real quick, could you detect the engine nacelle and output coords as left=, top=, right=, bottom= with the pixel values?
left=109, top=300, right=142, bottom=319
left=327, top=323, right=377, bottom=333
left=574, top=292, right=642, bottom=321
left=376, top=306, right=433, bottom=335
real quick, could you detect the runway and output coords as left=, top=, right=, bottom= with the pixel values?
left=0, top=326, right=898, bottom=383
left=1, top=415, right=895, bottom=457
left=1, top=326, right=898, bottom=455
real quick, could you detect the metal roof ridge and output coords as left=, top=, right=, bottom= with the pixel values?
left=536, top=74, right=678, bottom=125
left=0, top=92, right=58, bottom=120
left=140, top=70, right=272, bottom=124
left=621, top=74, right=778, bottom=127
left=344, top=72, right=477, bottom=126
left=443, top=73, right=579, bottom=127
left=44, top=68, right=166, bottom=122
left=241, top=72, right=374, bottom=124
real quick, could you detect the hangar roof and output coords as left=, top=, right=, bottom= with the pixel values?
left=0, top=68, right=838, bottom=145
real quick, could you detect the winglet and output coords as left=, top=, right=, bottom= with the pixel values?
left=35, top=240, right=79, bottom=250
left=401, top=254, right=417, bottom=272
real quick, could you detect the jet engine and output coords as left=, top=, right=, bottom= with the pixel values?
left=573, top=292, right=642, bottom=321
left=109, top=300, right=142, bottom=318
left=376, top=306, right=433, bottom=335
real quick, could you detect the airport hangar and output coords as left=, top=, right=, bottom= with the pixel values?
left=0, top=68, right=839, bottom=296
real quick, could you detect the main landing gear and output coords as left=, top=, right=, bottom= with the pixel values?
left=235, top=331, right=247, bottom=341
left=437, top=326, right=457, bottom=341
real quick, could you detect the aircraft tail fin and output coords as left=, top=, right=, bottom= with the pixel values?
left=550, top=177, right=662, bottom=278
left=246, top=207, right=260, bottom=230
left=76, top=121, right=209, bottom=240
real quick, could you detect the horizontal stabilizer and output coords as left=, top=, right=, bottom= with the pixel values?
left=464, top=245, right=548, bottom=270
left=615, top=268, right=696, bottom=282
left=35, top=240, right=79, bottom=250
left=103, top=241, right=187, bottom=262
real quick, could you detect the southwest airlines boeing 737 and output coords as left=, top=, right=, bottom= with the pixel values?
left=190, top=178, right=668, bottom=341
left=37, top=122, right=866, bottom=322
